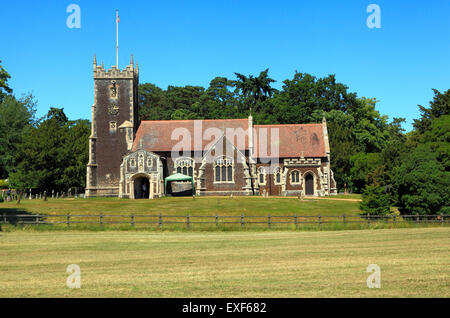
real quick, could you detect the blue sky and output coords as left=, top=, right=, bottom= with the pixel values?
left=1, top=0, right=449, bottom=131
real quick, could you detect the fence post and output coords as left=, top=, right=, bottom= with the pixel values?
left=294, top=214, right=298, bottom=229
left=241, top=214, right=244, bottom=228
left=393, top=214, right=396, bottom=224
left=343, top=214, right=346, bottom=225
left=99, top=213, right=103, bottom=226
left=416, top=213, right=419, bottom=223
left=159, top=213, right=162, bottom=228
left=131, top=214, right=134, bottom=227
left=367, top=213, right=370, bottom=226
left=187, top=214, right=190, bottom=229
left=215, top=214, right=218, bottom=228
left=66, top=213, right=70, bottom=227
left=35, top=215, right=39, bottom=225
left=318, top=215, right=322, bottom=227
left=268, top=214, right=271, bottom=229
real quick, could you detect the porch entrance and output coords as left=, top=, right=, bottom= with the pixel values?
left=305, top=174, right=314, bottom=196
left=134, top=177, right=150, bottom=199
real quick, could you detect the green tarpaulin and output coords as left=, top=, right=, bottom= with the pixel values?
left=164, top=173, right=195, bottom=194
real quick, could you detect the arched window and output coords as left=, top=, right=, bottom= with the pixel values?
left=175, top=158, right=194, bottom=177
left=274, top=167, right=282, bottom=185
left=291, top=170, right=300, bottom=184
left=258, top=167, right=266, bottom=185
left=214, top=157, right=233, bottom=183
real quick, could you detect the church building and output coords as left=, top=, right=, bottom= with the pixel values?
left=85, top=56, right=337, bottom=199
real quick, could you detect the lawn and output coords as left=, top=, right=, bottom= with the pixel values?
left=1, top=196, right=361, bottom=216
left=2, top=196, right=443, bottom=230
left=0, top=227, right=448, bottom=297
left=1, top=196, right=402, bottom=230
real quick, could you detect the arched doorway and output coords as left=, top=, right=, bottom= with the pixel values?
left=134, top=177, right=150, bottom=199
left=305, top=173, right=314, bottom=196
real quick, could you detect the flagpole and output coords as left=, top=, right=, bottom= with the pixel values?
left=116, top=9, right=119, bottom=68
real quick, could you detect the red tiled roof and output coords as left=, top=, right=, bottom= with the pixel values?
left=253, top=124, right=326, bottom=158
left=132, top=119, right=249, bottom=152
left=132, top=119, right=327, bottom=158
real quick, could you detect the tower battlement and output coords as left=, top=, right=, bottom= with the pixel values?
left=93, top=55, right=139, bottom=79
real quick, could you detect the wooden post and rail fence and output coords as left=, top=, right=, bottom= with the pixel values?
left=0, top=213, right=448, bottom=228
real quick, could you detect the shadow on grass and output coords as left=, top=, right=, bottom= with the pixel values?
left=0, top=208, right=44, bottom=227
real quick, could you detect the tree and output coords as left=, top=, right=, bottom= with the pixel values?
left=138, top=83, right=166, bottom=120
left=9, top=108, right=90, bottom=192
left=394, top=144, right=450, bottom=215
left=0, top=60, right=12, bottom=102
left=233, top=69, right=276, bottom=114
left=360, top=184, right=391, bottom=215
left=0, top=94, right=37, bottom=178
left=63, top=119, right=90, bottom=189
left=350, top=152, right=383, bottom=193
left=420, top=114, right=450, bottom=170
left=413, top=89, right=450, bottom=133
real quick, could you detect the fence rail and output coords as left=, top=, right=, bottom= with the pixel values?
left=0, top=213, right=448, bottom=228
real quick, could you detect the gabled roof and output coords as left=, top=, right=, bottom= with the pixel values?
left=132, top=119, right=249, bottom=152
left=132, top=119, right=327, bottom=158
left=253, top=124, right=326, bottom=158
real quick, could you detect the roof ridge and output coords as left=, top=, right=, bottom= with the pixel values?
left=254, top=123, right=322, bottom=126
left=140, top=118, right=248, bottom=123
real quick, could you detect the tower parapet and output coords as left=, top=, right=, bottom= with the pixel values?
left=94, top=64, right=136, bottom=79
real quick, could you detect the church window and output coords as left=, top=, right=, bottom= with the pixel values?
left=274, top=167, right=282, bottom=185
left=258, top=167, right=266, bottom=185
left=175, top=158, right=193, bottom=177
left=291, top=170, right=300, bottom=184
left=214, top=157, right=233, bottom=183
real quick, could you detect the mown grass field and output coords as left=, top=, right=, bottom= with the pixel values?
left=0, top=227, right=448, bottom=297
left=1, top=195, right=362, bottom=216
left=2, top=195, right=445, bottom=231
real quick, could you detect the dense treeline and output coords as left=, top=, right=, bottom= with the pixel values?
left=0, top=60, right=90, bottom=193
left=0, top=60, right=448, bottom=215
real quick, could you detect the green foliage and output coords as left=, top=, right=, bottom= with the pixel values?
left=413, top=89, right=450, bottom=133
left=395, top=144, right=450, bottom=215
left=0, top=59, right=12, bottom=101
left=420, top=114, right=450, bottom=170
left=0, top=179, right=9, bottom=188
left=350, top=152, right=383, bottom=192
left=393, top=89, right=450, bottom=215
left=0, top=94, right=37, bottom=178
left=359, top=184, right=391, bottom=215
left=8, top=108, right=89, bottom=191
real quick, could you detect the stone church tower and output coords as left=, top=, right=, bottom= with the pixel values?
left=85, top=55, right=139, bottom=197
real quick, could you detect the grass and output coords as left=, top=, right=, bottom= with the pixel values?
left=0, top=227, right=448, bottom=297
left=1, top=196, right=445, bottom=231
left=1, top=196, right=361, bottom=216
